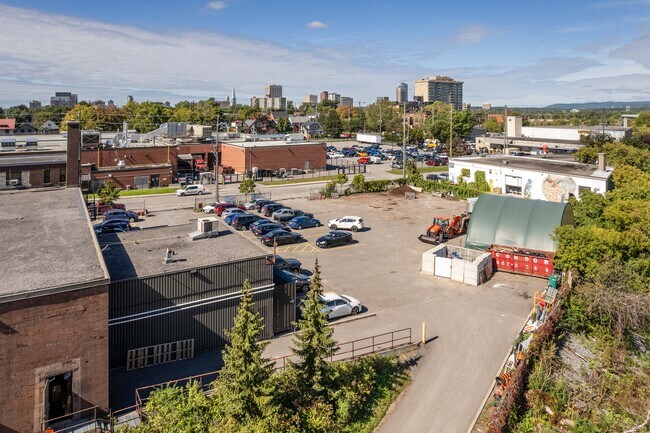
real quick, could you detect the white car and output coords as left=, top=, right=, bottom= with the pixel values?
left=176, top=184, right=206, bottom=196
left=203, top=201, right=223, bottom=213
left=320, top=292, right=363, bottom=319
left=369, top=156, right=382, bottom=164
left=330, top=152, right=345, bottom=159
left=222, top=208, right=246, bottom=218
left=328, top=216, right=364, bottom=232
left=244, top=198, right=265, bottom=210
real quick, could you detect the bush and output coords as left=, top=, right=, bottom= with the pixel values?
left=320, top=181, right=338, bottom=198
left=461, top=168, right=470, bottom=178
left=97, top=180, right=120, bottom=205
left=364, top=180, right=390, bottom=193
left=239, top=178, right=256, bottom=194
left=351, top=174, right=366, bottom=192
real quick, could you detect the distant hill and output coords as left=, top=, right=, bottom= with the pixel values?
left=544, top=101, right=650, bottom=110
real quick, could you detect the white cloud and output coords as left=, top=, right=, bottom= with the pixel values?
left=307, top=21, right=329, bottom=29
left=206, top=1, right=227, bottom=10
left=453, top=24, right=502, bottom=45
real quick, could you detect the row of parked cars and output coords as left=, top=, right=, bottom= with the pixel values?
left=93, top=207, right=140, bottom=234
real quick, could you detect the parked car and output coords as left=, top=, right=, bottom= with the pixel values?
left=320, top=292, right=363, bottom=319
left=244, top=198, right=266, bottom=210
left=328, top=216, right=364, bottom=232
left=262, top=203, right=287, bottom=217
left=222, top=207, right=247, bottom=218
left=253, top=199, right=274, bottom=211
left=273, top=208, right=314, bottom=223
left=203, top=201, right=224, bottom=213
left=277, top=269, right=311, bottom=292
left=358, top=156, right=371, bottom=164
left=316, top=231, right=353, bottom=248
left=214, top=202, right=245, bottom=216
left=87, top=202, right=125, bottom=218
left=103, top=209, right=139, bottom=222
left=231, top=214, right=262, bottom=231
left=252, top=223, right=289, bottom=237
left=176, top=184, right=206, bottom=196
left=261, top=229, right=305, bottom=246
left=273, top=256, right=302, bottom=273
left=369, top=156, right=382, bottom=164
left=94, top=219, right=131, bottom=235
left=287, top=216, right=322, bottom=229
left=391, top=161, right=403, bottom=169
left=249, top=218, right=273, bottom=231
left=426, top=173, right=444, bottom=181
left=224, top=210, right=249, bottom=225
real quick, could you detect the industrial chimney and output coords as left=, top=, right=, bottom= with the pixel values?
left=598, top=153, right=606, bottom=172
left=66, top=121, right=81, bottom=187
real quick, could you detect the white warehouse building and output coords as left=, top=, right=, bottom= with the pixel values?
left=449, top=154, right=613, bottom=202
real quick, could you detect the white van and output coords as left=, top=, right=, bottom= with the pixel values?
left=176, top=184, right=206, bottom=196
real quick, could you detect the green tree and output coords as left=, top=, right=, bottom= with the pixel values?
left=60, top=104, right=126, bottom=131
left=322, top=109, right=342, bottom=138
left=97, top=180, right=120, bottom=204
left=276, top=117, right=292, bottom=133
left=290, top=260, right=337, bottom=398
left=214, top=280, right=272, bottom=421
left=351, top=174, right=366, bottom=192
left=239, top=178, right=256, bottom=194
left=364, top=100, right=399, bottom=134
left=483, top=118, right=502, bottom=133
left=4, top=104, right=31, bottom=124
left=124, top=101, right=173, bottom=133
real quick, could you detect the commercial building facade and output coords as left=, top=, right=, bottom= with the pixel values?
left=449, top=154, right=613, bottom=202
left=414, top=76, right=463, bottom=110
left=50, top=92, right=78, bottom=108
left=220, top=140, right=327, bottom=174
left=0, top=188, right=110, bottom=433
left=396, top=82, right=408, bottom=104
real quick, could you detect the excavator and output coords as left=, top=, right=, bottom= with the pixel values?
left=418, top=213, right=470, bottom=244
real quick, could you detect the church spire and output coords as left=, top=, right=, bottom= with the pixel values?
left=231, top=86, right=236, bottom=107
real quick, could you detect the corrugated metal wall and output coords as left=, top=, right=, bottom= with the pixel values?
left=109, top=256, right=276, bottom=369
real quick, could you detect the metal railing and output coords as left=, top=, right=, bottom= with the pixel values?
left=134, top=327, right=414, bottom=412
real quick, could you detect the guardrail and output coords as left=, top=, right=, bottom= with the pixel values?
left=135, top=327, right=413, bottom=413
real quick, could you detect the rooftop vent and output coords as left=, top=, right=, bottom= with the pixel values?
left=189, top=217, right=220, bottom=241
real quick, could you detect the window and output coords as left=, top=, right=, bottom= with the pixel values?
left=6, top=170, right=21, bottom=186
left=60, top=170, right=66, bottom=184
left=505, top=175, right=522, bottom=195
left=578, top=186, right=591, bottom=197
left=45, top=372, right=73, bottom=422
left=44, top=169, right=51, bottom=184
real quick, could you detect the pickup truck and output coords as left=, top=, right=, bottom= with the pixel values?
left=273, top=208, right=314, bottom=223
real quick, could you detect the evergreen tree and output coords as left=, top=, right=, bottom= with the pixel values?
left=215, top=280, right=272, bottom=421
left=290, top=260, right=338, bottom=398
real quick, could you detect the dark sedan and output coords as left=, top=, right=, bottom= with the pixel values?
left=262, top=203, right=287, bottom=217
left=252, top=223, right=289, bottom=237
left=231, top=214, right=261, bottom=230
left=249, top=218, right=273, bottom=231
left=262, top=229, right=305, bottom=246
left=277, top=268, right=311, bottom=292
left=94, top=219, right=131, bottom=235
left=315, top=231, right=352, bottom=248
left=104, top=208, right=139, bottom=222
left=254, top=200, right=274, bottom=211
left=273, top=256, right=302, bottom=273
left=287, top=216, right=322, bottom=229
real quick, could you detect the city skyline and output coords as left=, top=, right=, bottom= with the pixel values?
left=1, top=1, right=650, bottom=107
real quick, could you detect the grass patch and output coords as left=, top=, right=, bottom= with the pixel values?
left=261, top=175, right=340, bottom=185
left=87, top=187, right=178, bottom=199
left=388, top=166, right=447, bottom=175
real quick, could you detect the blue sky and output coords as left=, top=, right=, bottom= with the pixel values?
left=1, top=0, right=650, bottom=107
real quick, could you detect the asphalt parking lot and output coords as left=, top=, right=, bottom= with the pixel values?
left=121, top=190, right=542, bottom=433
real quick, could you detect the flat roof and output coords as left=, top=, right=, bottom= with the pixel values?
left=480, top=136, right=582, bottom=145
left=99, top=223, right=269, bottom=281
left=0, top=188, right=109, bottom=302
left=221, top=140, right=325, bottom=148
left=0, top=151, right=67, bottom=168
left=452, top=154, right=613, bottom=179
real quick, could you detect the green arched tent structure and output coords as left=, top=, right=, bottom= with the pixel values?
left=464, top=194, right=574, bottom=253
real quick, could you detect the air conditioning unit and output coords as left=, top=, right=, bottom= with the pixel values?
left=190, top=217, right=219, bottom=241
left=9, top=179, right=19, bottom=186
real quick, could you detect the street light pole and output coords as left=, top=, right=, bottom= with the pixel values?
left=213, top=112, right=221, bottom=202
left=449, top=104, right=453, bottom=159
left=402, top=102, right=407, bottom=180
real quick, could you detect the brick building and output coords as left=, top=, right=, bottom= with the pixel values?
left=0, top=188, right=110, bottom=433
left=220, top=140, right=327, bottom=174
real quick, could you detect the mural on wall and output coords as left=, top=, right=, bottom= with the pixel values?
left=542, top=175, right=577, bottom=202
left=523, top=179, right=533, bottom=198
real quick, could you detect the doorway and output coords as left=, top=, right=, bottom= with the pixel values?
left=150, top=174, right=160, bottom=188
left=45, top=372, right=73, bottom=422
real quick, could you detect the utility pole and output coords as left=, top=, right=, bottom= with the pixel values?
left=402, top=102, right=407, bottom=180
left=213, top=112, right=221, bottom=202
left=379, top=103, right=383, bottom=136
left=503, top=105, right=508, bottom=153
left=449, top=104, right=453, bottom=159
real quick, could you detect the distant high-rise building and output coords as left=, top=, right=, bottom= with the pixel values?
left=482, top=103, right=492, bottom=110
left=462, top=102, right=471, bottom=111
left=327, top=93, right=341, bottom=102
left=319, top=91, right=329, bottom=102
left=50, top=92, right=78, bottom=108
left=377, top=96, right=389, bottom=102
left=396, top=83, right=408, bottom=104
left=340, top=97, right=353, bottom=107
left=265, top=85, right=282, bottom=98
left=127, top=95, right=134, bottom=104
left=413, top=76, right=463, bottom=110
left=107, top=100, right=115, bottom=107
left=251, top=96, right=286, bottom=111
left=29, top=100, right=41, bottom=109
left=303, top=94, right=318, bottom=105
left=231, top=86, right=237, bottom=107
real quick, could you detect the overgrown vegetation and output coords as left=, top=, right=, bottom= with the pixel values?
left=97, top=180, right=120, bottom=204
left=122, top=263, right=409, bottom=433
left=506, top=138, right=650, bottom=432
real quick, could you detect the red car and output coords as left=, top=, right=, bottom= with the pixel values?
left=215, top=202, right=245, bottom=216
left=425, top=159, right=441, bottom=166
left=358, top=156, right=370, bottom=164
